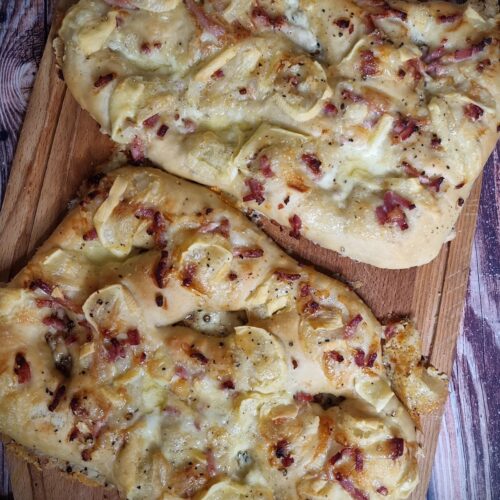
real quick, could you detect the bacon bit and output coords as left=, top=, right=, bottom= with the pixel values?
left=301, top=153, right=322, bottom=176
left=82, top=228, right=98, bottom=241
left=174, top=364, right=189, bottom=380
left=354, top=448, right=364, bottom=471
left=406, top=58, right=423, bottom=81
left=232, top=247, right=264, bottom=259
left=150, top=211, right=168, bottom=248
left=243, top=178, right=265, bottom=204
left=94, top=73, right=115, bottom=88
left=294, top=391, right=313, bottom=403
left=140, top=42, right=151, bottom=54
left=206, top=448, right=217, bottom=477
left=143, top=114, right=160, bottom=128
left=48, top=384, right=66, bottom=412
left=129, top=136, right=145, bottom=163
left=365, top=351, right=377, bottom=368
left=438, top=13, right=461, bottom=23
left=184, top=0, right=226, bottom=38
left=251, top=6, right=286, bottom=29
left=334, top=18, right=350, bottom=29
left=426, top=176, right=444, bottom=193
left=275, top=439, right=294, bottom=468
left=377, top=486, right=389, bottom=496
left=228, top=272, right=238, bottom=281
left=211, top=68, right=224, bottom=79
left=341, top=89, right=364, bottom=103
left=14, top=353, right=31, bottom=384
left=344, top=314, right=363, bottom=339
left=182, top=263, right=197, bottom=287
left=431, top=134, right=442, bottom=149
left=476, top=59, right=491, bottom=73
left=135, top=206, right=156, bottom=219
left=239, top=87, right=247, bottom=95
left=163, top=405, right=181, bottom=416
left=155, top=293, right=164, bottom=307
left=402, top=162, right=444, bottom=192
left=300, top=284, right=312, bottom=297
left=327, top=350, right=344, bottom=363
left=199, top=217, right=230, bottom=238
left=68, top=427, right=80, bottom=442
left=360, top=49, right=378, bottom=79
left=29, top=279, right=53, bottom=295
left=220, top=379, right=235, bottom=390
left=106, top=338, right=126, bottom=362
left=375, top=191, right=415, bottom=230
left=454, top=37, right=491, bottom=61
left=388, top=437, right=404, bottom=459
left=464, top=103, right=484, bottom=122
left=371, top=5, right=407, bottom=21
left=182, top=118, right=196, bottom=133
left=43, top=315, right=68, bottom=331
left=458, top=197, right=464, bottom=207
left=392, top=115, right=418, bottom=141
left=354, top=349, right=366, bottom=367
left=153, top=41, right=162, bottom=49
left=398, top=69, right=406, bottom=80
left=155, top=251, right=170, bottom=288
left=126, top=329, right=140, bottom=346
left=303, top=299, right=320, bottom=314
left=323, top=102, right=338, bottom=116
left=275, top=270, right=301, bottom=282
left=423, top=45, right=447, bottom=65
left=189, top=346, right=209, bottom=364
left=289, top=214, right=302, bottom=239
left=335, top=472, right=369, bottom=500
left=259, top=155, right=274, bottom=178
left=36, top=298, right=55, bottom=308
left=456, top=182, right=465, bottom=189
left=81, top=449, right=92, bottom=462
left=291, top=358, right=298, bottom=369
left=384, top=324, right=398, bottom=340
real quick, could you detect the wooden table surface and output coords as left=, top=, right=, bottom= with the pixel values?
left=0, top=1, right=498, bottom=499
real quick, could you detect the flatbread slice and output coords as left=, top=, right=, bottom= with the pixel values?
left=0, top=164, right=447, bottom=499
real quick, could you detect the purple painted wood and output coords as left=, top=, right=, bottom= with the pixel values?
left=0, top=1, right=498, bottom=499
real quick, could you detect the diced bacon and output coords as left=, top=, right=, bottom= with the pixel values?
left=220, top=379, right=235, bottom=390
left=199, top=217, right=230, bottom=238
left=344, top=314, right=363, bottom=338
left=384, top=323, right=398, bottom=340
left=135, top=206, right=156, bottom=219
left=174, top=364, right=189, bottom=380
left=129, top=136, right=145, bottom=163
left=289, top=214, right=302, bottom=239
left=438, top=13, right=461, bottom=23
left=48, top=384, right=66, bottom=412
left=106, top=338, right=126, bottom=362
left=376, top=191, right=415, bottom=230
left=275, top=439, right=294, bottom=467
left=150, top=211, right=168, bottom=248
left=140, top=42, right=151, bottom=54
left=294, top=391, right=314, bottom=403
left=36, top=298, right=55, bottom=309
left=392, top=115, right=418, bottom=141
left=82, top=228, right=98, bottom=241
left=341, top=89, right=364, bottom=103
left=476, top=58, right=491, bottom=73
left=301, top=153, right=322, bottom=176
left=243, top=178, right=265, bottom=204
left=426, top=176, right=444, bottom=193
left=228, top=272, right=238, bottom=281
left=331, top=447, right=364, bottom=472
left=232, top=247, right=264, bottom=258
left=126, top=329, right=140, bottom=346
left=184, top=0, right=226, bottom=37
left=143, top=114, right=160, bottom=128
left=300, top=283, right=312, bottom=297
left=430, top=134, right=441, bottom=149
left=360, top=50, right=378, bottom=79
left=327, top=350, right=344, bottom=363
left=406, top=58, right=423, bottom=81
left=291, top=358, right=298, bottom=369
left=211, top=68, right=224, bottom=79
left=463, top=103, right=484, bottom=122
left=387, top=437, right=404, bottom=459
left=94, top=73, right=115, bottom=88
left=259, top=155, right=274, bottom=178
left=422, top=45, right=446, bottom=64
left=303, top=299, right=320, bottom=314
left=155, top=250, right=171, bottom=288
left=334, top=472, right=369, bottom=500
left=371, top=4, right=407, bottom=21
left=251, top=6, right=286, bottom=29
left=163, top=405, right=181, bottom=416
left=182, top=263, right=197, bottom=287
left=453, top=37, right=491, bottom=61
left=334, top=18, right=350, bottom=29
left=43, top=315, right=68, bottom=331
left=155, top=294, right=164, bottom=307
left=157, top=124, right=169, bottom=137
left=323, top=102, right=338, bottom=116
left=354, top=448, right=364, bottom=471
left=377, top=486, right=389, bottom=495
left=14, top=353, right=31, bottom=384
left=206, top=448, right=217, bottom=477
left=182, top=118, right=196, bottom=133
left=365, top=351, right=377, bottom=367
left=189, top=346, right=209, bottom=364
left=402, top=162, right=444, bottom=192
left=275, top=271, right=301, bottom=282
left=354, top=349, right=366, bottom=367
left=29, top=279, right=54, bottom=295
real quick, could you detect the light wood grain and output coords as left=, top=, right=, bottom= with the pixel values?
left=0, top=1, right=498, bottom=499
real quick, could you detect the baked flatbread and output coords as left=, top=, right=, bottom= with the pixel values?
left=55, top=0, right=499, bottom=268
left=0, top=165, right=446, bottom=499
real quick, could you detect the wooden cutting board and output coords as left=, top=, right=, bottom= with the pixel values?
left=0, top=4, right=493, bottom=499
